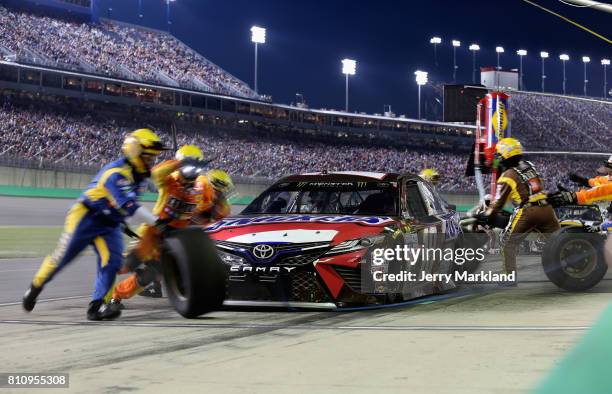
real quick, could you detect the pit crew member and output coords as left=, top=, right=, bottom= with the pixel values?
left=110, top=162, right=234, bottom=305
left=136, top=144, right=203, bottom=298
left=567, top=155, right=611, bottom=188
left=549, top=155, right=612, bottom=206
left=22, top=129, right=166, bottom=320
left=475, top=138, right=560, bottom=275
left=419, top=168, right=440, bottom=186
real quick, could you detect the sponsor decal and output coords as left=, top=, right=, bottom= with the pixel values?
left=205, top=215, right=395, bottom=231
left=491, top=101, right=508, bottom=136
left=230, top=265, right=297, bottom=273
left=437, top=211, right=461, bottom=239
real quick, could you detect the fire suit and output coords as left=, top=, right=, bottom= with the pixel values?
left=112, top=162, right=229, bottom=301
left=588, top=175, right=609, bottom=187
left=487, top=160, right=560, bottom=274
left=31, top=158, right=148, bottom=302
left=575, top=181, right=612, bottom=205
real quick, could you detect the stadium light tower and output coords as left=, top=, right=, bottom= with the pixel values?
left=559, top=54, right=570, bottom=95
left=429, top=36, right=442, bottom=67
left=452, top=40, right=460, bottom=83
left=540, top=51, right=549, bottom=92
left=250, top=26, right=266, bottom=94
left=166, top=0, right=176, bottom=32
left=582, top=56, right=590, bottom=96
left=469, top=44, right=480, bottom=84
left=602, top=58, right=610, bottom=99
left=495, top=46, right=504, bottom=70
left=517, top=49, right=527, bottom=90
left=341, top=59, right=356, bottom=112
left=414, top=70, right=428, bottom=120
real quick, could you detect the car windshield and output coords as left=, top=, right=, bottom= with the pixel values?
left=242, top=181, right=398, bottom=216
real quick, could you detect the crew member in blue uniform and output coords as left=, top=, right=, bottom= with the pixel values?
left=22, top=129, right=166, bottom=320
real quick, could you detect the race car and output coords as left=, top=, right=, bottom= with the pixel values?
left=205, top=171, right=464, bottom=308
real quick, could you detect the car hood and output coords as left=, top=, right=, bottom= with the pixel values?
left=205, top=215, right=397, bottom=245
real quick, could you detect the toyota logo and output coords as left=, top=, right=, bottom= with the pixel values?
left=253, top=244, right=275, bottom=260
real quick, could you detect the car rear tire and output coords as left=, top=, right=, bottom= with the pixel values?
left=453, top=233, right=486, bottom=275
left=161, top=227, right=227, bottom=318
left=541, top=227, right=607, bottom=291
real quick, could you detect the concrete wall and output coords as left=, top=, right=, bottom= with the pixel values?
left=0, top=165, right=478, bottom=209
left=444, top=192, right=479, bottom=209
left=0, top=165, right=270, bottom=198
left=0, top=166, right=92, bottom=189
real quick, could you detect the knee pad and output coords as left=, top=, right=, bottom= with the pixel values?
left=124, top=251, right=143, bottom=272
left=135, top=266, right=158, bottom=287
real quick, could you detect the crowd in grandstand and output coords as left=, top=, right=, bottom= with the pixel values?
left=0, top=6, right=258, bottom=99
left=512, top=92, right=611, bottom=151
left=0, top=5, right=609, bottom=194
left=0, top=103, right=603, bottom=192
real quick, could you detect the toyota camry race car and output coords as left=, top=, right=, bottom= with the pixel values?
left=206, top=171, right=466, bottom=308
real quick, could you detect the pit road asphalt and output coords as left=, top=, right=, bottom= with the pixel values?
left=0, top=196, right=610, bottom=393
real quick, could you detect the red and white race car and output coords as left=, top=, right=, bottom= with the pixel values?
left=206, top=171, right=463, bottom=309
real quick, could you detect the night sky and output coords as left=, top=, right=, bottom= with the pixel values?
left=93, top=0, right=611, bottom=118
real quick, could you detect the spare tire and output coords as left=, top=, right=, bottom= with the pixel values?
left=161, top=227, right=227, bottom=318
left=542, top=227, right=607, bottom=291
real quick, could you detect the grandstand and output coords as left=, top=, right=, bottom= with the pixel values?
left=512, top=91, right=611, bottom=151
left=0, top=5, right=259, bottom=99
left=0, top=89, right=604, bottom=193
left=0, top=4, right=609, bottom=194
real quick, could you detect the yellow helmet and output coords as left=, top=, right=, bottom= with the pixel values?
left=419, top=168, right=440, bottom=184
left=175, top=145, right=204, bottom=161
left=122, top=128, right=166, bottom=175
left=495, top=137, right=523, bottom=160
left=207, top=169, right=234, bottom=196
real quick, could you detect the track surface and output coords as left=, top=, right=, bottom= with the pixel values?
left=0, top=196, right=244, bottom=226
left=1, top=197, right=611, bottom=393
left=2, top=255, right=611, bottom=393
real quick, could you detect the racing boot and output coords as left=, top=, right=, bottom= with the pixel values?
left=87, top=299, right=122, bottom=321
left=138, top=280, right=163, bottom=298
left=22, top=284, right=43, bottom=312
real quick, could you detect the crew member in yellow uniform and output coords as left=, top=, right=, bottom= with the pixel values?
left=476, top=138, right=560, bottom=276
left=22, top=129, right=166, bottom=320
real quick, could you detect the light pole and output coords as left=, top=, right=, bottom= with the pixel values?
left=582, top=56, right=590, bottom=96
left=560, top=54, right=569, bottom=95
left=602, top=58, right=610, bottom=99
left=495, top=47, right=504, bottom=88
left=517, top=49, right=527, bottom=90
left=429, top=36, right=441, bottom=67
left=540, top=51, right=549, bottom=92
left=166, top=0, right=175, bottom=32
left=414, top=70, right=428, bottom=120
left=341, top=59, right=356, bottom=112
left=250, top=26, right=266, bottom=94
left=469, top=44, right=480, bottom=84
left=495, top=46, right=504, bottom=70
left=452, top=40, right=460, bottom=83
